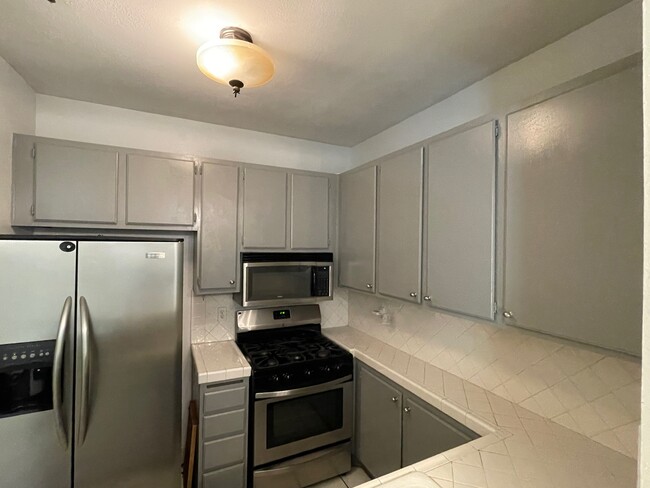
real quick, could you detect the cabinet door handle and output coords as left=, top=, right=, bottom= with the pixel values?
left=391, top=396, right=398, bottom=403
left=403, top=407, right=411, bottom=414
left=229, top=280, right=235, bottom=285
left=423, top=296, right=431, bottom=301
left=409, top=292, right=417, bottom=298
left=503, top=311, right=514, bottom=319
left=366, top=284, right=373, bottom=289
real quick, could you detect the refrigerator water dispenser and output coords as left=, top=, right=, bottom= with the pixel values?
left=0, top=340, right=55, bottom=418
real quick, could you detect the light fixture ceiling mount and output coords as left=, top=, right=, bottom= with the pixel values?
left=197, top=26, right=275, bottom=98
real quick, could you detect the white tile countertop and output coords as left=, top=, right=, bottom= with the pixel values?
left=191, top=341, right=251, bottom=384
left=323, top=326, right=636, bottom=488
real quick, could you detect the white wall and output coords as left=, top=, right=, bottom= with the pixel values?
left=640, top=0, right=649, bottom=483
left=351, top=1, right=642, bottom=165
left=0, top=57, right=35, bottom=232
left=35, top=95, right=351, bottom=174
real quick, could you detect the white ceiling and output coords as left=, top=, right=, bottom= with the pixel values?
left=0, top=0, right=631, bottom=146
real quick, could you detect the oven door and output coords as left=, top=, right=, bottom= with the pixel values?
left=254, top=377, right=352, bottom=467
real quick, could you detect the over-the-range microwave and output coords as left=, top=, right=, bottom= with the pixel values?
left=234, top=252, right=333, bottom=308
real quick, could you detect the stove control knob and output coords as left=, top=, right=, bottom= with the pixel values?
left=270, top=374, right=280, bottom=382
left=333, top=363, right=342, bottom=371
left=304, top=369, right=312, bottom=377
left=282, top=373, right=292, bottom=381
left=322, top=366, right=331, bottom=373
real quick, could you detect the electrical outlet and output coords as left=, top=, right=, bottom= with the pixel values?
left=218, top=307, right=227, bottom=322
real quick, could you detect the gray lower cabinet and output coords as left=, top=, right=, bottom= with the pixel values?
left=242, top=168, right=288, bottom=249
left=290, top=173, right=330, bottom=249
left=402, top=395, right=477, bottom=467
left=355, top=361, right=402, bottom=477
left=196, top=378, right=249, bottom=488
left=425, top=121, right=497, bottom=320
left=195, top=162, right=240, bottom=294
left=125, top=153, right=195, bottom=226
left=504, top=64, right=642, bottom=355
left=355, top=362, right=477, bottom=477
left=339, top=166, right=377, bottom=293
left=376, top=147, right=424, bottom=303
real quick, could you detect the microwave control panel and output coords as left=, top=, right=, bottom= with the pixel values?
left=312, top=267, right=330, bottom=296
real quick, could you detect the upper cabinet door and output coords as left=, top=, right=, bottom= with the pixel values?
left=504, top=65, right=642, bottom=355
left=290, top=174, right=329, bottom=249
left=377, top=147, right=423, bottom=303
left=126, top=154, right=195, bottom=226
left=426, top=122, right=496, bottom=320
left=196, top=162, right=240, bottom=293
left=339, top=166, right=377, bottom=292
left=242, top=168, right=287, bottom=249
left=33, top=142, right=119, bottom=224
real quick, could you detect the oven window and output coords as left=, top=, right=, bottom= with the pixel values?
left=267, top=389, right=343, bottom=448
left=247, top=265, right=313, bottom=301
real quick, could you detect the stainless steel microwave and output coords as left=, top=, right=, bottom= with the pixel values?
left=235, top=253, right=333, bottom=308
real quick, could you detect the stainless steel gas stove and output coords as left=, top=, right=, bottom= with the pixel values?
left=236, top=305, right=353, bottom=488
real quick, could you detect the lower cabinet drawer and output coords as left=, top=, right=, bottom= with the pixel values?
left=204, top=434, right=245, bottom=471
left=203, top=463, right=245, bottom=488
left=204, top=386, right=246, bottom=414
left=204, top=409, right=246, bottom=440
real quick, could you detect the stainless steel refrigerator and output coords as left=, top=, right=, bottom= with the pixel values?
left=0, top=238, right=183, bottom=488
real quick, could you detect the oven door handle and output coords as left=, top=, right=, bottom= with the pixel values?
left=255, top=375, right=352, bottom=400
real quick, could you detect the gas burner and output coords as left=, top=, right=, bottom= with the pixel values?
left=316, top=349, right=329, bottom=359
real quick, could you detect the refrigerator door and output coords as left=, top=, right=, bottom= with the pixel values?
left=0, top=239, right=75, bottom=488
left=74, top=240, right=183, bottom=488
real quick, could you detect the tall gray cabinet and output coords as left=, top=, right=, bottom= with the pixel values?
left=504, top=65, right=642, bottom=355
left=196, top=161, right=240, bottom=293
left=339, top=166, right=377, bottom=293
left=425, top=121, right=497, bottom=320
left=376, top=147, right=424, bottom=303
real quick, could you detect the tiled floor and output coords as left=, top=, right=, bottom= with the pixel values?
left=310, top=467, right=372, bottom=488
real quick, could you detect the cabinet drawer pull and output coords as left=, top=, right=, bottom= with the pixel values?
left=503, top=311, right=514, bottom=319
left=403, top=407, right=411, bottom=414
left=423, top=296, right=431, bottom=301
left=391, top=396, right=398, bottom=403
left=409, top=292, right=417, bottom=298
left=366, top=284, right=373, bottom=289
left=229, top=280, right=235, bottom=285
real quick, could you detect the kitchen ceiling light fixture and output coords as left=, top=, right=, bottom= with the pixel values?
left=197, top=27, right=274, bottom=98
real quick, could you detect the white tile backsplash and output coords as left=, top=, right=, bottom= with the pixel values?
left=346, top=290, right=641, bottom=459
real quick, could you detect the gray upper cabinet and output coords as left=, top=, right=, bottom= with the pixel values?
left=242, top=168, right=287, bottom=249
left=504, top=65, right=642, bottom=355
left=377, top=147, right=424, bottom=303
left=33, top=142, right=119, bottom=224
left=426, top=122, right=496, bottom=320
left=402, top=395, right=477, bottom=467
left=196, top=162, right=240, bottom=294
left=339, top=166, right=377, bottom=293
left=290, top=174, right=330, bottom=249
left=126, top=154, right=195, bottom=226
left=355, top=363, right=402, bottom=478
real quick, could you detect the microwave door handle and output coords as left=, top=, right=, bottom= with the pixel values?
left=53, top=296, right=72, bottom=450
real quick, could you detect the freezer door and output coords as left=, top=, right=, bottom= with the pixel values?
left=0, top=239, right=75, bottom=488
left=74, top=241, right=183, bottom=488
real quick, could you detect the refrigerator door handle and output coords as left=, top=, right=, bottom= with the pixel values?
left=78, top=296, right=93, bottom=446
left=53, top=296, right=72, bottom=450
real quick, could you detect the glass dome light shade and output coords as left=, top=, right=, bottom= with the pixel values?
left=196, top=38, right=275, bottom=88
